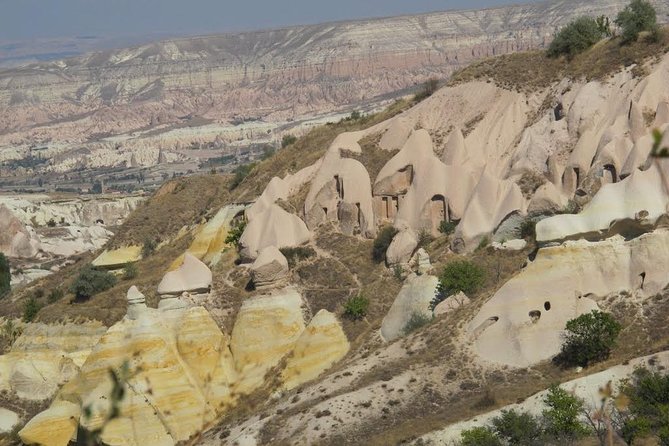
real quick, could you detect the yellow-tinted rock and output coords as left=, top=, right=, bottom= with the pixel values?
left=19, top=400, right=79, bottom=446
left=170, top=204, right=247, bottom=269
left=55, top=306, right=238, bottom=445
left=282, top=310, right=350, bottom=390
left=92, top=246, right=142, bottom=269
left=230, top=288, right=306, bottom=392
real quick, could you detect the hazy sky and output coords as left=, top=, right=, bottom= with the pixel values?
left=0, top=0, right=540, bottom=41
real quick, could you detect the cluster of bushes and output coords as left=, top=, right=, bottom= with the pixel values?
left=229, top=163, right=256, bottom=190
left=70, top=265, right=118, bottom=301
left=142, top=237, right=157, bottom=258
left=281, top=134, right=297, bottom=148
left=548, top=0, right=659, bottom=58
left=461, top=365, right=669, bottom=446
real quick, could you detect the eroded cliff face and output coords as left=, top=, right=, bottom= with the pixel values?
left=1, top=0, right=660, bottom=172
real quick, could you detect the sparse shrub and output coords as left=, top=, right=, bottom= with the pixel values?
left=229, top=163, right=256, bottom=190
left=476, top=236, right=490, bottom=251
left=349, top=110, right=362, bottom=121
left=225, top=219, right=247, bottom=248
left=437, top=260, right=485, bottom=298
left=393, top=265, right=404, bottom=281
left=372, top=226, right=398, bottom=263
left=491, top=409, right=543, bottom=446
left=556, top=310, right=622, bottom=367
left=70, top=265, right=118, bottom=301
left=281, top=134, right=297, bottom=148
left=517, top=170, right=546, bottom=198
left=615, top=0, right=657, bottom=44
left=33, top=288, right=45, bottom=299
left=343, top=294, right=369, bottom=320
left=261, top=145, right=276, bottom=160
left=47, top=287, right=64, bottom=303
left=460, top=426, right=502, bottom=446
left=23, top=296, right=41, bottom=322
left=0, top=253, right=10, bottom=299
left=560, top=199, right=582, bottom=215
left=547, top=16, right=607, bottom=58
left=142, top=237, right=157, bottom=258
left=520, top=219, right=537, bottom=240
left=280, top=246, right=316, bottom=268
left=122, top=262, right=138, bottom=280
left=46, top=218, right=57, bottom=227
left=417, top=229, right=433, bottom=248
left=414, top=77, right=440, bottom=102
left=402, top=312, right=432, bottom=336
left=439, top=220, right=457, bottom=235
left=542, top=385, right=589, bottom=442
left=1, top=319, right=22, bottom=348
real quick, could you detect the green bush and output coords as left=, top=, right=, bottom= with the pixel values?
left=547, top=16, right=607, bottom=58
left=438, top=220, right=457, bottom=235
left=141, top=237, right=157, bottom=258
left=23, top=296, right=41, bottom=322
left=229, top=163, right=256, bottom=190
left=279, top=246, right=316, bottom=268
left=402, top=312, right=432, bottom=336
left=460, top=426, right=502, bottom=446
left=491, top=409, right=543, bottom=446
left=618, top=367, right=669, bottom=444
left=281, top=134, right=297, bottom=148
left=542, top=385, right=589, bottom=442
left=615, top=0, right=657, bottom=44
left=437, top=260, right=485, bottom=298
left=122, top=262, right=138, bottom=280
left=417, top=229, right=433, bottom=249
left=70, top=265, right=118, bottom=301
left=47, top=287, right=64, bottom=303
left=225, top=219, right=247, bottom=247
left=47, top=218, right=57, bottom=227
left=372, top=226, right=398, bottom=263
left=343, top=294, right=369, bottom=320
left=556, top=310, right=622, bottom=367
left=0, top=253, right=10, bottom=299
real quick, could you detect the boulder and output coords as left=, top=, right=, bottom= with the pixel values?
left=157, top=252, right=212, bottom=296
left=0, top=204, right=40, bottom=258
left=381, top=274, right=438, bottom=341
left=0, top=407, right=19, bottom=435
left=282, top=309, right=350, bottom=390
left=492, top=239, right=527, bottom=251
left=92, top=246, right=142, bottom=269
left=434, top=292, right=470, bottom=316
left=386, top=228, right=418, bottom=266
left=250, top=246, right=289, bottom=290
left=19, top=400, right=79, bottom=446
left=240, top=204, right=311, bottom=259
left=230, top=288, right=306, bottom=392
left=470, top=231, right=669, bottom=367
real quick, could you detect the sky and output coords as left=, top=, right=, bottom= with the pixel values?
left=0, top=0, right=540, bottom=41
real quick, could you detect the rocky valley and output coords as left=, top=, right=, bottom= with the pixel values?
left=2, top=1, right=669, bottom=445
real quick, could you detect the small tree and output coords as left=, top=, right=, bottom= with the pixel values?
left=414, top=78, right=440, bottom=102
left=437, top=260, right=485, bottom=298
left=439, top=220, right=457, bottom=235
left=491, top=409, right=543, bottom=446
left=343, top=294, right=369, bottom=320
left=229, top=163, right=256, bottom=190
left=618, top=367, right=669, bottom=444
left=225, top=219, right=247, bottom=247
left=47, top=287, right=64, bottom=303
left=542, top=385, right=589, bottom=443
left=615, top=0, right=657, bottom=44
left=70, top=265, right=118, bottom=301
left=460, top=426, right=502, bottom=446
left=23, top=296, right=41, bottom=322
left=0, top=253, right=10, bottom=299
left=372, top=226, right=398, bottom=263
left=556, top=310, right=622, bottom=367
left=548, top=16, right=607, bottom=58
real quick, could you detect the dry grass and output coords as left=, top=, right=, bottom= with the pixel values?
left=342, top=134, right=398, bottom=183
left=449, top=29, right=669, bottom=92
